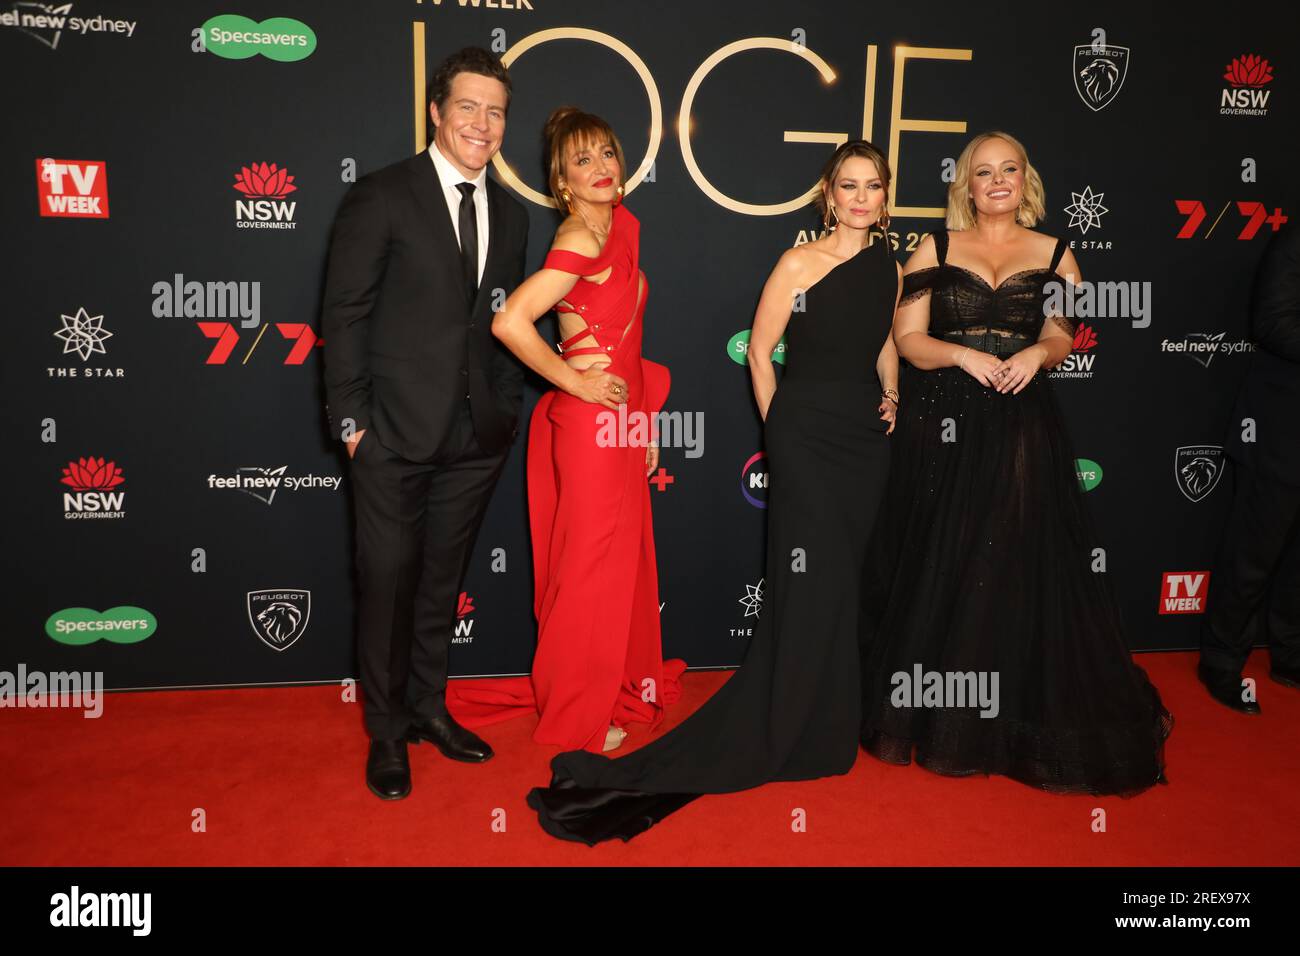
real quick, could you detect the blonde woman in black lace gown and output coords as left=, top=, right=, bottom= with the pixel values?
left=859, top=131, right=1172, bottom=795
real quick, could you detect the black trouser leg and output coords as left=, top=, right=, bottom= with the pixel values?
left=1200, top=462, right=1300, bottom=674
left=406, top=411, right=510, bottom=721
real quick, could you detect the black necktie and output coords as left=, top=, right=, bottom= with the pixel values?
left=455, top=182, right=478, bottom=302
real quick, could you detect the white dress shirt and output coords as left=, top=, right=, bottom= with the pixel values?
left=428, top=142, right=489, bottom=284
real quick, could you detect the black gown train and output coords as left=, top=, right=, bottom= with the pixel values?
left=526, top=229, right=899, bottom=843
left=858, top=229, right=1173, bottom=795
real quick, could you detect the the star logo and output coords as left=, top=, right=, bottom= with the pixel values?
left=738, top=578, right=765, bottom=619
left=53, top=307, right=112, bottom=360
left=1064, top=187, right=1109, bottom=233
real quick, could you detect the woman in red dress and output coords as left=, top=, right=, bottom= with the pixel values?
left=490, top=107, right=684, bottom=753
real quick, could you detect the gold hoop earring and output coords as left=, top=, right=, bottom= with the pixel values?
left=824, top=206, right=839, bottom=231
left=878, top=207, right=891, bottom=230
left=561, top=188, right=573, bottom=212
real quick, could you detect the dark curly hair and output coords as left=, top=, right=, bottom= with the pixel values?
left=427, top=47, right=512, bottom=120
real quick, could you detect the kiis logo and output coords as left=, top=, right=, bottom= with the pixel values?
left=740, top=452, right=768, bottom=508
left=36, top=158, right=107, bottom=218
left=1220, top=54, right=1273, bottom=116
left=247, top=589, right=311, bottom=651
left=2, top=3, right=137, bottom=50
left=199, top=14, right=315, bottom=62
left=50, top=306, right=124, bottom=379
left=1049, top=322, right=1098, bottom=381
left=1159, top=571, right=1210, bottom=615
left=233, top=162, right=298, bottom=230
left=452, top=592, right=475, bottom=644
left=61, top=455, right=125, bottom=519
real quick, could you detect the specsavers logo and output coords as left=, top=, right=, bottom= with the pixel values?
left=45, top=606, right=157, bottom=645
left=198, top=14, right=315, bottom=62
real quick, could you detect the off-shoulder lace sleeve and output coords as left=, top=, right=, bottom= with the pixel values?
left=899, top=266, right=940, bottom=307
left=1044, top=276, right=1080, bottom=337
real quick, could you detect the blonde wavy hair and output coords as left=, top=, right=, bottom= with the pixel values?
left=946, top=131, right=1046, bottom=230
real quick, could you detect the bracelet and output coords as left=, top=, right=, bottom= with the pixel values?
left=957, top=346, right=972, bottom=371
left=882, top=388, right=899, bottom=404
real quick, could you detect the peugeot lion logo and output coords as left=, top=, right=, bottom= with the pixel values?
left=246, top=588, right=311, bottom=651
left=1174, top=446, right=1224, bottom=503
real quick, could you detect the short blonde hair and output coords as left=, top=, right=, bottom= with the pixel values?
left=544, top=106, right=627, bottom=211
left=946, top=131, right=1046, bottom=230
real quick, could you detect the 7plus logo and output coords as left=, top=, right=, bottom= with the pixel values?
left=36, top=158, right=109, bottom=218
left=198, top=323, right=323, bottom=365
left=1175, top=200, right=1287, bottom=239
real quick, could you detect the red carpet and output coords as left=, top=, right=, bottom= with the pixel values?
left=2, top=650, right=1296, bottom=866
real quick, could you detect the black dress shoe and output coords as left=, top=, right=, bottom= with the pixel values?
left=1269, top=661, right=1300, bottom=689
left=1197, top=660, right=1261, bottom=715
left=407, top=714, right=494, bottom=763
left=366, top=738, right=411, bottom=800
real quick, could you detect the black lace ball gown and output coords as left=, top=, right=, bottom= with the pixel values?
left=858, top=229, right=1173, bottom=796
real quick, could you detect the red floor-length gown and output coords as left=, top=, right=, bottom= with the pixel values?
left=446, top=202, right=684, bottom=751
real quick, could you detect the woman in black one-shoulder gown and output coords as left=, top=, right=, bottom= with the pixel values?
left=526, top=141, right=902, bottom=844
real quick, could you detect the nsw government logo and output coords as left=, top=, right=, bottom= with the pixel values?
left=1049, top=323, right=1098, bottom=381
left=247, top=589, right=310, bottom=651
left=61, top=456, right=125, bottom=519
left=452, top=592, right=475, bottom=644
left=1074, top=41, right=1129, bottom=112
left=1174, top=445, right=1224, bottom=502
left=233, top=162, right=298, bottom=230
left=1220, top=54, right=1273, bottom=117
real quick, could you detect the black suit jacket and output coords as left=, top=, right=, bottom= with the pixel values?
left=1227, top=219, right=1300, bottom=483
left=322, top=153, right=529, bottom=462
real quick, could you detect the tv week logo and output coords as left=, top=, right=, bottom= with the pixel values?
left=1159, top=571, right=1209, bottom=615
left=37, top=158, right=108, bottom=218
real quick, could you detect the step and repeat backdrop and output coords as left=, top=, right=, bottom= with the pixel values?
left=4, top=1, right=1294, bottom=690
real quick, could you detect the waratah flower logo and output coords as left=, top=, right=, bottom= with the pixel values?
left=61, top=457, right=125, bottom=491
left=1073, top=323, right=1098, bottom=352
left=1224, top=55, right=1274, bottom=88
left=232, top=162, right=298, bottom=199
left=457, top=592, right=475, bottom=618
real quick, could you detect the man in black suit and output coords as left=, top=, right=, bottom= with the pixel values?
left=322, top=48, right=529, bottom=798
left=1199, top=219, right=1300, bottom=713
